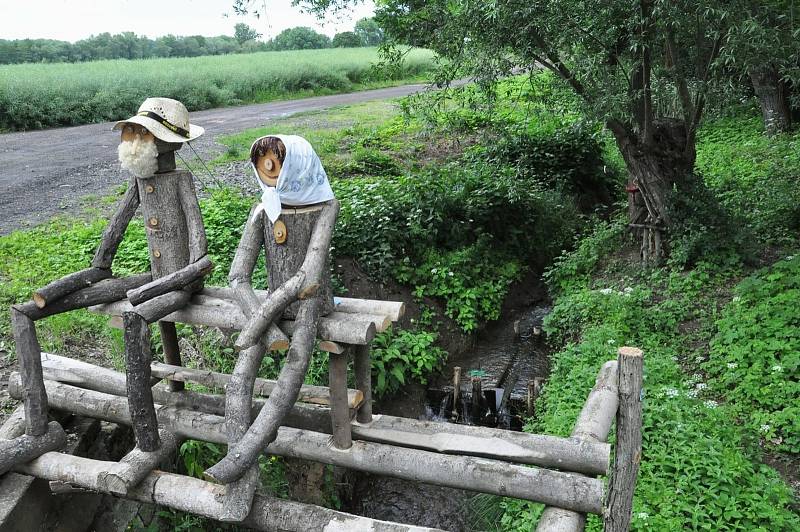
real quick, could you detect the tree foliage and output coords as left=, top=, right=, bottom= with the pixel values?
left=332, top=31, right=363, bottom=48
left=233, top=22, right=262, bottom=44
left=354, top=17, right=384, bottom=46
left=269, top=26, right=331, bottom=51
left=0, top=31, right=267, bottom=65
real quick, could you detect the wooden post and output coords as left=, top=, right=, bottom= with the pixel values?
left=329, top=350, right=353, bottom=449
left=452, top=366, right=462, bottom=420
left=353, top=344, right=373, bottom=423
left=10, top=306, right=48, bottom=436
left=124, top=312, right=160, bottom=452
left=158, top=322, right=184, bottom=392
left=471, top=377, right=483, bottom=423
left=604, top=347, right=643, bottom=532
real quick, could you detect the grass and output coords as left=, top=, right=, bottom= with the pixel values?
left=0, top=47, right=435, bottom=131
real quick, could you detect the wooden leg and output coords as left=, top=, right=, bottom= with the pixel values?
left=10, top=306, right=49, bottom=436
left=353, top=344, right=372, bottom=424
left=158, top=321, right=184, bottom=392
left=329, top=350, right=352, bottom=450
left=124, top=312, right=160, bottom=452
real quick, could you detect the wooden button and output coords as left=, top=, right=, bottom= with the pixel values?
left=153, top=250, right=161, bottom=258
left=145, top=184, right=155, bottom=194
left=149, top=217, right=159, bottom=227
left=273, top=220, right=287, bottom=244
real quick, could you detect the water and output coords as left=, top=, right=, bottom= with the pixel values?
left=348, top=303, right=552, bottom=531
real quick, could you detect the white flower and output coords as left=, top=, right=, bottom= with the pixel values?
left=760, top=424, right=771, bottom=433
left=599, top=288, right=614, bottom=295
left=732, top=296, right=741, bottom=303
left=704, top=400, right=718, bottom=409
left=727, top=362, right=738, bottom=369
left=687, top=389, right=699, bottom=398
left=665, top=388, right=679, bottom=398
left=695, top=382, right=707, bottom=391
left=635, top=512, right=649, bottom=520
left=607, top=339, right=616, bottom=345
left=771, top=365, right=783, bottom=372
left=448, top=271, right=454, bottom=277
left=624, top=287, right=633, bottom=293
left=695, top=355, right=705, bottom=363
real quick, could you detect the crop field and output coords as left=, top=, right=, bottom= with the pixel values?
left=0, top=47, right=435, bottom=131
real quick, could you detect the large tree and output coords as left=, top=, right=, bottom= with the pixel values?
left=293, top=0, right=793, bottom=263
left=269, top=26, right=331, bottom=50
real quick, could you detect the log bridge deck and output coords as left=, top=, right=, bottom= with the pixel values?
left=1, top=288, right=643, bottom=532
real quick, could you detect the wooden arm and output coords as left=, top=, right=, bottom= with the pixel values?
left=126, top=256, right=213, bottom=306
left=229, top=206, right=265, bottom=317
left=177, top=174, right=207, bottom=263
left=92, top=177, right=141, bottom=269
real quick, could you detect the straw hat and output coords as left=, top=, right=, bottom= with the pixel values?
left=113, top=97, right=204, bottom=143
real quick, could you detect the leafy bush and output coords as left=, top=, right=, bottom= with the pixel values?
left=705, top=254, right=800, bottom=453
left=370, top=327, right=447, bottom=397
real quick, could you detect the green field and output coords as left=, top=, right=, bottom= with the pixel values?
left=0, top=47, right=435, bottom=131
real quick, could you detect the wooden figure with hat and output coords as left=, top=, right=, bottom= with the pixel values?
left=3, top=98, right=212, bottom=477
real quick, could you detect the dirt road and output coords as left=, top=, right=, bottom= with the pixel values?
left=0, top=82, right=438, bottom=234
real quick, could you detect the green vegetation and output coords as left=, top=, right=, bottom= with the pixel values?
left=0, top=47, right=434, bottom=131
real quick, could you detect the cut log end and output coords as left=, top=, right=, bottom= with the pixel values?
left=269, top=339, right=290, bottom=352
left=32, top=292, right=46, bottom=309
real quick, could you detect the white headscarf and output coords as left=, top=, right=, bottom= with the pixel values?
left=251, top=135, right=335, bottom=223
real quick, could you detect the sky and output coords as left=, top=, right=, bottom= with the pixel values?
left=0, top=0, right=375, bottom=42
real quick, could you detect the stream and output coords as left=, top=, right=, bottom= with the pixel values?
left=346, top=303, right=552, bottom=531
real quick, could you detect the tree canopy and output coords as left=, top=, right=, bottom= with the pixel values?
left=269, top=26, right=331, bottom=51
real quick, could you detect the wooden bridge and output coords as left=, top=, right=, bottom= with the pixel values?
left=1, top=287, right=642, bottom=531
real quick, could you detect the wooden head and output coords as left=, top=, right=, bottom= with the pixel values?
left=250, top=136, right=286, bottom=187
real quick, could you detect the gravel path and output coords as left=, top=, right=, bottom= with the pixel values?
left=0, top=82, right=439, bottom=234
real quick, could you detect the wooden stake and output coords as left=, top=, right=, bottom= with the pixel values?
left=329, top=350, right=352, bottom=449
left=124, top=312, right=160, bottom=451
left=471, top=377, right=483, bottom=423
left=604, top=347, right=643, bottom=532
left=452, top=366, right=462, bottom=420
left=158, top=321, right=184, bottom=392
left=10, top=306, right=48, bottom=436
left=353, top=344, right=373, bottom=424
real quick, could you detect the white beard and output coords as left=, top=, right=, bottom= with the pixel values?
left=118, top=138, right=158, bottom=178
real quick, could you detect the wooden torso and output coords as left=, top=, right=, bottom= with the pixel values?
left=262, top=204, right=334, bottom=319
left=137, top=170, right=192, bottom=280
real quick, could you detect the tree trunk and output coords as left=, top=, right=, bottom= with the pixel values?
left=750, top=64, right=793, bottom=136
left=614, top=120, right=697, bottom=264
